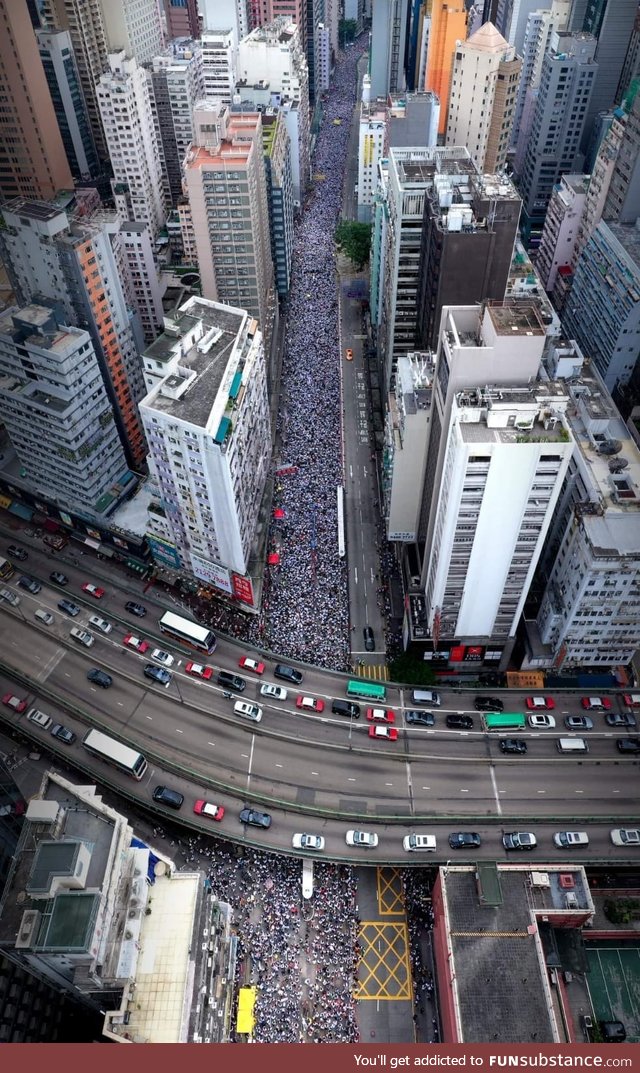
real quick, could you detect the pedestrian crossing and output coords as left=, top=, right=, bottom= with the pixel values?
left=354, top=663, right=389, bottom=681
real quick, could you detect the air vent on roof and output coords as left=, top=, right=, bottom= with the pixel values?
left=15, top=909, right=41, bottom=949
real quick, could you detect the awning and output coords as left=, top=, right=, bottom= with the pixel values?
left=236, top=987, right=257, bottom=1035
left=8, top=501, right=33, bottom=521
left=268, top=552, right=280, bottom=565
left=84, top=537, right=100, bottom=550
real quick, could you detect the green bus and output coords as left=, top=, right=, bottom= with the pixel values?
left=483, top=712, right=526, bottom=731
left=346, top=679, right=386, bottom=702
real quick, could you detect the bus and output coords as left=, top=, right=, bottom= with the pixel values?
left=82, top=728, right=148, bottom=780
left=158, top=611, right=216, bottom=654
left=0, top=557, right=15, bottom=582
left=483, top=712, right=526, bottom=731
left=346, top=679, right=387, bottom=702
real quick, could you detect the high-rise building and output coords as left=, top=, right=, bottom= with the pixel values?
left=603, top=93, right=640, bottom=225
left=424, top=0, right=467, bottom=136
left=97, top=52, right=168, bottom=238
left=369, top=0, right=410, bottom=97
left=511, top=3, right=571, bottom=154
left=536, top=174, right=588, bottom=292
left=200, top=0, right=249, bottom=46
left=201, top=29, right=237, bottom=103
left=183, top=102, right=276, bottom=353
left=119, top=221, right=165, bottom=344
left=445, top=22, right=521, bottom=174
left=140, top=296, right=271, bottom=598
left=151, top=43, right=204, bottom=207
left=261, top=110, right=295, bottom=296
left=98, top=0, right=164, bottom=64
left=495, top=0, right=568, bottom=54
left=0, top=0, right=72, bottom=202
left=569, top=106, right=626, bottom=275
left=163, top=0, right=200, bottom=40
left=36, top=28, right=100, bottom=184
left=617, top=4, right=640, bottom=104
left=0, top=198, right=148, bottom=469
left=0, top=302, right=133, bottom=520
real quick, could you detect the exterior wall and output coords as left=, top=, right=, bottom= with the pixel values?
left=120, top=223, right=164, bottom=344
left=572, top=108, right=624, bottom=267
left=36, top=29, right=100, bottom=183
left=536, top=175, right=587, bottom=292
left=100, top=0, right=164, bottom=64
left=163, top=0, right=200, bottom=39
left=357, top=107, right=386, bottom=215
left=604, top=94, right=640, bottom=225
left=201, top=31, right=236, bottom=103
left=424, top=0, right=467, bottom=135
left=369, top=0, right=409, bottom=97
left=151, top=46, right=204, bottom=207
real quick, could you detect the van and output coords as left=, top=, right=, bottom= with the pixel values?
left=70, top=626, right=94, bottom=648
left=412, top=689, right=441, bottom=706
left=553, top=831, right=589, bottom=848
left=556, top=737, right=589, bottom=753
left=233, top=701, right=263, bottom=722
left=332, top=699, right=360, bottom=719
left=27, top=708, right=53, bottom=730
left=217, top=670, right=246, bottom=692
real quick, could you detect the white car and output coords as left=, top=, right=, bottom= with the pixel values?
left=528, top=714, right=556, bottom=729
left=260, top=682, right=288, bottom=701
left=610, top=828, right=640, bottom=847
left=345, top=829, right=378, bottom=848
left=292, top=833, right=325, bottom=851
left=553, top=831, right=589, bottom=848
left=89, top=614, right=112, bottom=635
left=151, top=648, right=174, bottom=667
left=34, top=608, right=54, bottom=625
left=403, top=833, right=437, bottom=852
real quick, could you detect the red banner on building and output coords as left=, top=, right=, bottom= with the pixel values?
left=232, top=573, right=254, bottom=605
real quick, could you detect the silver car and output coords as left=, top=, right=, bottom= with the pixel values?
left=345, top=829, right=378, bottom=848
left=292, top=833, right=325, bottom=851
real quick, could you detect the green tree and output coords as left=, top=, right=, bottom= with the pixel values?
left=338, top=19, right=357, bottom=47
left=387, top=652, right=437, bottom=687
left=335, top=220, right=371, bottom=269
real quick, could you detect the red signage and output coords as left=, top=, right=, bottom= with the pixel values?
left=232, top=573, right=254, bottom=606
left=464, top=646, right=484, bottom=661
left=449, top=645, right=465, bottom=662
left=275, top=464, right=298, bottom=476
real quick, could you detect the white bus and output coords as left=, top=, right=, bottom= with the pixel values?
left=158, top=611, right=216, bottom=653
left=82, top=728, right=148, bottom=780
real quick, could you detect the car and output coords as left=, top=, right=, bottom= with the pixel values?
left=565, top=715, right=594, bottom=730
left=51, top=723, right=76, bottom=745
left=34, top=608, right=54, bottom=626
left=49, top=571, right=68, bottom=585
left=239, top=807, right=272, bottom=829
left=239, top=656, right=266, bottom=675
left=616, top=738, right=640, bottom=754
left=332, top=699, right=360, bottom=718
left=345, top=829, right=378, bottom=848
left=449, top=832, right=482, bottom=849
left=296, top=695, right=325, bottom=712
left=553, top=831, right=589, bottom=848
left=525, top=696, right=555, bottom=710
left=57, top=599, right=80, bottom=616
left=193, top=800, right=225, bottom=821
left=446, top=714, right=474, bottom=730
left=366, top=707, right=395, bottom=723
left=623, top=694, right=640, bottom=709
left=7, top=544, right=27, bottom=561
left=403, top=834, right=437, bottom=852
left=345, top=348, right=353, bottom=360
left=217, top=671, right=245, bottom=692
left=581, top=696, right=611, bottom=710
left=89, top=614, right=112, bottom=634
left=233, top=701, right=263, bottom=722
left=26, top=708, right=52, bottom=729
left=599, top=1021, right=627, bottom=1043
left=125, top=601, right=146, bottom=617
left=3, top=693, right=27, bottom=713
left=152, top=785, right=184, bottom=810
left=87, top=668, right=112, bottom=688
left=123, top=633, right=149, bottom=653
left=0, top=588, right=20, bottom=606
left=499, top=738, right=527, bottom=754
left=43, top=534, right=67, bottom=551
left=260, top=682, right=288, bottom=701
left=18, top=575, right=41, bottom=594
left=405, top=709, right=435, bottom=727
left=273, top=663, right=303, bottom=685
left=151, top=648, right=174, bottom=667
left=82, top=582, right=105, bottom=599
left=502, top=831, right=537, bottom=851
left=606, top=712, right=637, bottom=728
left=363, top=625, right=375, bottom=651
left=474, top=696, right=504, bottom=712
left=528, top=713, right=556, bottom=729
left=143, top=664, right=172, bottom=685
left=369, top=724, right=398, bottom=741
left=292, top=833, right=325, bottom=851
left=69, top=626, right=94, bottom=648
left=186, top=661, right=213, bottom=679
left=610, top=828, right=640, bottom=847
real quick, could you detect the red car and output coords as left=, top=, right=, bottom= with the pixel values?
left=369, top=725, right=398, bottom=741
left=239, top=656, right=266, bottom=675
left=2, top=693, right=27, bottom=713
left=366, top=707, right=395, bottom=724
left=185, top=661, right=213, bottom=679
left=123, top=633, right=149, bottom=653
left=581, top=696, right=612, bottom=710
left=623, top=694, right=640, bottom=709
left=525, top=696, right=555, bottom=710
left=193, top=800, right=225, bottom=821
left=82, top=582, right=105, bottom=599
left=296, top=695, right=325, bottom=712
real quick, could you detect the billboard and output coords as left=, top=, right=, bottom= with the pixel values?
left=232, top=573, right=255, bottom=606
left=192, top=556, right=233, bottom=594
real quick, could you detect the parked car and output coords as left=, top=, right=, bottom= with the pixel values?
left=292, top=833, right=325, bottom=851
left=502, top=831, right=537, bottom=851
left=499, top=738, right=527, bottom=754
left=7, top=544, right=27, bottom=561
left=474, top=696, right=504, bottom=712
left=125, top=601, right=146, bottom=617
left=51, top=723, right=76, bottom=745
left=405, top=709, right=435, bottom=727
left=239, top=807, right=271, bottom=829
left=346, top=829, right=378, bottom=848
left=49, top=571, right=68, bottom=585
left=363, top=625, right=375, bottom=651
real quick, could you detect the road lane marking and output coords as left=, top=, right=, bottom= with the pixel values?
left=489, top=767, right=502, bottom=815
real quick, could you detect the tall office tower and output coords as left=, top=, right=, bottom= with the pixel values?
left=97, top=52, right=167, bottom=238
left=568, top=0, right=638, bottom=154
left=445, top=23, right=521, bottom=174
left=261, top=111, right=295, bottom=296
left=424, top=0, right=467, bottom=135
left=570, top=106, right=625, bottom=272
left=495, top=0, right=568, bottom=54
left=535, top=174, right=588, bottom=291
left=0, top=199, right=148, bottom=469
left=0, top=302, right=133, bottom=520
left=515, top=31, right=597, bottom=242
left=184, top=102, right=276, bottom=353
left=510, top=3, right=571, bottom=151
left=36, top=28, right=100, bottom=184
left=618, top=5, right=640, bottom=104
left=201, top=30, right=237, bottom=103
left=164, top=0, right=200, bottom=40
left=603, top=93, right=640, bottom=224
left=237, top=19, right=310, bottom=205
left=140, top=296, right=271, bottom=596
left=151, top=44, right=204, bottom=206
left=200, top=0, right=249, bottom=46
left=563, top=221, right=640, bottom=401
left=415, top=302, right=572, bottom=669
left=0, top=0, right=72, bottom=201
left=370, top=0, right=410, bottom=97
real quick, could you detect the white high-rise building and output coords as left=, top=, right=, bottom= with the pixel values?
left=510, top=3, right=570, bottom=151
left=140, top=295, right=271, bottom=602
left=119, top=221, right=164, bottom=344
left=100, top=0, right=164, bottom=63
left=536, top=173, right=588, bottom=291
left=200, top=0, right=249, bottom=47
left=97, top=52, right=167, bottom=238
left=201, top=30, right=237, bottom=103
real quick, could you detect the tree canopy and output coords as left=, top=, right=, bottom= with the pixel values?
left=334, top=221, right=371, bottom=269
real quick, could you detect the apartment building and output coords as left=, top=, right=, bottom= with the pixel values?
left=383, top=352, right=434, bottom=543
left=200, top=0, right=249, bottom=47
left=261, top=111, right=295, bottom=296
left=423, top=0, right=467, bottom=135
left=36, top=28, right=100, bottom=184
left=119, top=222, right=164, bottom=344
left=163, top=0, right=200, bottom=40
left=536, top=174, right=588, bottom=292
left=510, top=4, right=570, bottom=152
left=150, top=43, right=204, bottom=207
left=201, top=30, right=237, bottom=103
left=140, top=296, right=271, bottom=603
left=570, top=106, right=626, bottom=274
